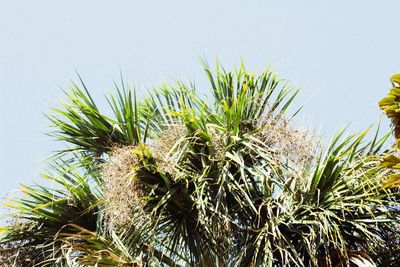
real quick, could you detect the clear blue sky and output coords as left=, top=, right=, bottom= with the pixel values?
left=1, top=1, right=399, bottom=202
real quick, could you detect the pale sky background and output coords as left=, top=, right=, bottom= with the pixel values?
left=0, top=1, right=399, bottom=202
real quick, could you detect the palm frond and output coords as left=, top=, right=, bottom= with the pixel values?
left=48, top=78, right=144, bottom=157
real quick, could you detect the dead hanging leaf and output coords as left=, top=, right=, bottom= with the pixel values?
left=380, top=154, right=400, bottom=169
left=378, top=89, right=400, bottom=119
left=378, top=74, right=400, bottom=149
left=383, top=173, right=400, bottom=189
left=391, top=73, right=400, bottom=86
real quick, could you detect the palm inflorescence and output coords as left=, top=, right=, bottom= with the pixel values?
left=1, top=63, right=400, bottom=266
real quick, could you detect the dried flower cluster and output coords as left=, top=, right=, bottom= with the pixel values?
left=258, top=116, right=320, bottom=177
left=150, top=124, right=188, bottom=180
left=101, top=146, right=141, bottom=228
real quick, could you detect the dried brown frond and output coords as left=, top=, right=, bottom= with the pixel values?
left=101, top=146, right=143, bottom=228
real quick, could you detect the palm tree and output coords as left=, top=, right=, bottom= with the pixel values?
left=1, top=62, right=399, bottom=266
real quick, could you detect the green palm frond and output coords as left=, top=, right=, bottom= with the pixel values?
left=203, top=61, right=300, bottom=135
left=49, top=78, right=144, bottom=158
left=0, top=156, right=101, bottom=265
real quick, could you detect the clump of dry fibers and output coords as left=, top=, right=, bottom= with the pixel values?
left=149, top=124, right=188, bottom=180
left=102, top=125, right=188, bottom=228
left=258, top=116, right=320, bottom=176
left=102, top=146, right=142, bottom=228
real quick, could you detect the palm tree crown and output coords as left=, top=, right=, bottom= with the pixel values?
left=1, top=63, right=399, bottom=266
